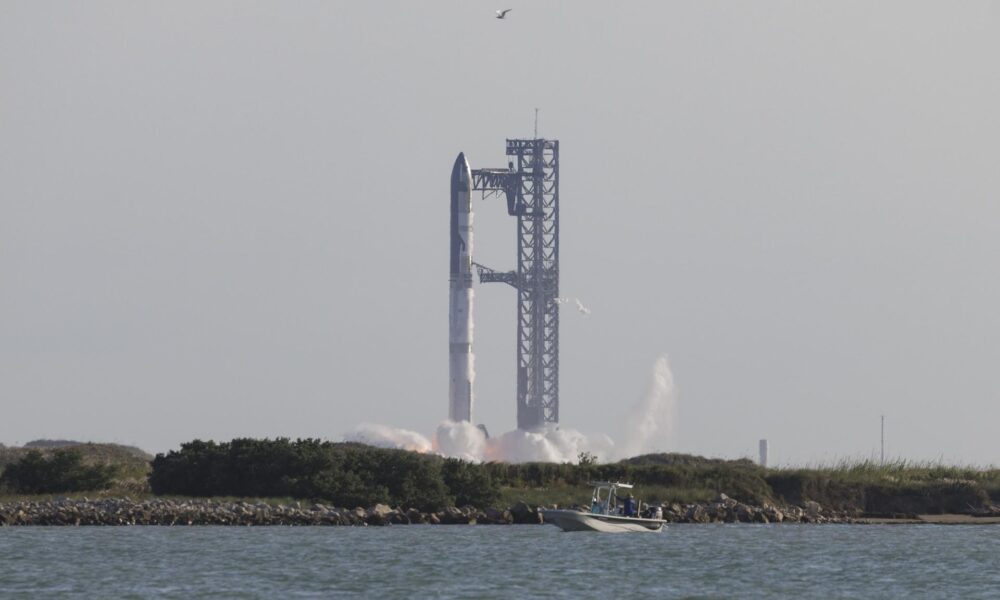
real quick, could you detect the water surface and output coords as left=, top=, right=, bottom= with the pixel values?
left=1, top=524, right=997, bottom=598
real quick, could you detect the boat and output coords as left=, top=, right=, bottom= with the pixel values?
left=541, top=481, right=666, bottom=532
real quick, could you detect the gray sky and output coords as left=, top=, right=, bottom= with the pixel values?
left=2, top=1, right=998, bottom=464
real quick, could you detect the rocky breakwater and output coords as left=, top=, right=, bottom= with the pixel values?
left=662, top=494, right=863, bottom=524
left=0, top=495, right=872, bottom=526
left=0, top=498, right=524, bottom=527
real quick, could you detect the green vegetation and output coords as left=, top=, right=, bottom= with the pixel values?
left=149, top=439, right=501, bottom=512
left=472, top=453, right=771, bottom=509
left=766, top=459, right=1000, bottom=515
left=0, top=441, right=151, bottom=496
left=0, top=441, right=151, bottom=479
left=491, top=457, right=1000, bottom=515
left=2, top=438, right=998, bottom=516
left=0, top=449, right=119, bottom=494
left=149, top=442, right=1000, bottom=514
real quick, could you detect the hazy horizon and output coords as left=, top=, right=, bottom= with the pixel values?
left=2, top=2, right=998, bottom=464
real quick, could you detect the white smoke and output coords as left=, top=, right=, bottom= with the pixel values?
left=483, top=426, right=613, bottom=463
left=618, top=354, right=677, bottom=458
left=347, top=420, right=613, bottom=464
left=434, top=420, right=486, bottom=462
left=435, top=420, right=613, bottom=463
left=345, top=423, right=433, bottom=453
left=346, top=355, right=677, bottom=463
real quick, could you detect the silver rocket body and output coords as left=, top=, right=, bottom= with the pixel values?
left=449, top=153, right=474, bottom=422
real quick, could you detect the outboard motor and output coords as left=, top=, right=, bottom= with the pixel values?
left=643, top=505, right=663, bottom=520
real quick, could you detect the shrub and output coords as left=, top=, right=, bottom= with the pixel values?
left=0, top=449, right=118, bottom=493
left=150, top=439, right=455, bottom=510
left=442, top=458, right=500, bottom=507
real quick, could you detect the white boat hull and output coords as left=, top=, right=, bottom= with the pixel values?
left=542, top=509, right=665, bottom=533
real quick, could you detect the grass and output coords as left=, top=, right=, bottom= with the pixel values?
left=773, top=458, right=1000, bottom=482
left=764, top=459, right=1000, bottom=513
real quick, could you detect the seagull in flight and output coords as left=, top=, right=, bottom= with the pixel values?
left=495, top=8, right=512, bottom=19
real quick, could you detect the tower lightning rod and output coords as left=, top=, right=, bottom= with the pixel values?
left=534, top=108, right=538, bottom=139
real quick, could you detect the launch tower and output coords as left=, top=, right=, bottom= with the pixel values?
left=472, top=139, right=560, bottom=430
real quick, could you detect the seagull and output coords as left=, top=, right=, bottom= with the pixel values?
left=495, top=8, right=512, bottom=19
left=574, top=299, right=592, bottom=315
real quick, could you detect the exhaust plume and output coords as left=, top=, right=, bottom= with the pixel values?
left=347, top=355, right=677, bottom=463
left=345, top=423, right=433, bottom=453
left=619, top=354, right=677, bottom=458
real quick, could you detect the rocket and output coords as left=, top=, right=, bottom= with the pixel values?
left=449, top=153, right=475, bottom=422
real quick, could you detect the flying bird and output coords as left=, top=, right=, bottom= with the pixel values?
left=552, top=297, right=592, bottom=315
left=495, top=8, right=512, bottom=19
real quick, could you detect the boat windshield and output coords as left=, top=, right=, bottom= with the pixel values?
left=589, top=482, right=632, bottom=515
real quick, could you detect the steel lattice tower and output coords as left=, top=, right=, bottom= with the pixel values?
left=472, top=138, right=560, bottom=430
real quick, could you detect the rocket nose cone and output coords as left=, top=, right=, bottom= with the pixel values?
left=452, top=152, right=470, bottom=186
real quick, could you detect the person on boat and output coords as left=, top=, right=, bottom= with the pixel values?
left=622, top=493, right=636, bottom=517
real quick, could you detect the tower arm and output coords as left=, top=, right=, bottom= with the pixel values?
left=473, top=261, right=520, bottom=289
left=471, top=168, right=524, bottom=216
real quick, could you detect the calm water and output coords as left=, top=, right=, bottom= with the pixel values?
left=1, top=524, right=998, bottom=598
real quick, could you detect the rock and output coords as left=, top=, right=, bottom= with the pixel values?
left=684, top=505, right=710, bottom=524
left=439, top=506, right=470, bottom=524
left=509, top=502, right=543, bottom=524
left=366, top=504, right=394, bottom=526
left=483, top=507, right=513, bottom=525
left=405, top=508, right=426, bottom=524
left=803, top=501, right=823, bottom=517
left=735, top=504, right=754, bottom=523
left=388, top=512, right=409, bottom=525
left=714, top=493, right=738, bottom=508
left=762, top=504, right=784, bottom=523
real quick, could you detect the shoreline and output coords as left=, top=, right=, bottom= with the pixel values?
left=862, top=514, right=1000, bottom=525
left=3, top=497, right=999, bottom=526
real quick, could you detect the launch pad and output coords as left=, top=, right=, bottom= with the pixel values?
left=469, top=139, right=561, bottom=431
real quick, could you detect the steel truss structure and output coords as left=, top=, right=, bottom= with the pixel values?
left=472, top=139, right=560, bottom=430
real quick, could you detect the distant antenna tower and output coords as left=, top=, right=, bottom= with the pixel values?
left=880, top=415, right=885, bottom=463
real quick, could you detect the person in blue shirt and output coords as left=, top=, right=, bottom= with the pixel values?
left=623, top=493, right=636, bottom=517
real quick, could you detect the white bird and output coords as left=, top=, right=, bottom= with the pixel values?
left=552, top=297, right=591, bottom=315
left=496, top=8, right=512, bottom=19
